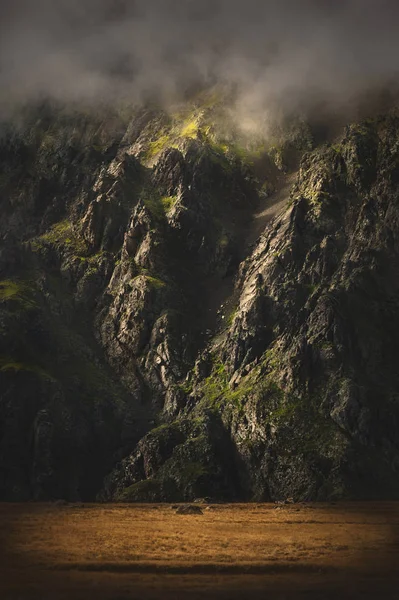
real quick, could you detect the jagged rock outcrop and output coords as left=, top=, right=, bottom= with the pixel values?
left=1, top=97, right=399, bottom=502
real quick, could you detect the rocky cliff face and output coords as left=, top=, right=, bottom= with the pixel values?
left=1, top=95, right=399, bottom=502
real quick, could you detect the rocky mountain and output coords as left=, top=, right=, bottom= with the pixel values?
left=1, top=93, right=399, bottom=502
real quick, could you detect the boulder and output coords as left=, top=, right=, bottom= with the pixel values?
left=175, top=505, right=203, bottom=515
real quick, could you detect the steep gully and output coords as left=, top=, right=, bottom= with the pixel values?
left=201, top=171, right=296, bottom=348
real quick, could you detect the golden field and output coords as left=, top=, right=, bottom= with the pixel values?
left=1, top=502, right=399, bottom=599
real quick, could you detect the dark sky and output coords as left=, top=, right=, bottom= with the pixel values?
left=0, top=0, right=399, bottom=119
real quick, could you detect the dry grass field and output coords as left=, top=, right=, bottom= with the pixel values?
left=1, top=502, right=399, bottom=599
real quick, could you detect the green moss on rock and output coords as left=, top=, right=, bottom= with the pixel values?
left=0, top=280, right=37, bottom=310
left=161, top=195, right=178, bottom=212
left=117, top=479, right=164, bottom=502
left=31, top=220, right=88, bottom=256
left=0, top=355, right=54, bottom=380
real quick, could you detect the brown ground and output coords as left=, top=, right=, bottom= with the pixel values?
left=1, top=502, right=399, bottom=599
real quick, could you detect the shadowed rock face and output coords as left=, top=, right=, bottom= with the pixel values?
left=1, top=99, right=399, bottom=502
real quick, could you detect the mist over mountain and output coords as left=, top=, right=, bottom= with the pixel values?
left=1, top=0, right=399, bottom=123
left=2, top=0, right=399, bottom=505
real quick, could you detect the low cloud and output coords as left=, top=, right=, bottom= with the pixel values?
left=1, top=0, right=399, bottom=123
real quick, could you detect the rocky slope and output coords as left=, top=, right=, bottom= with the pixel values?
left=1, top=94, right=399, bottom=502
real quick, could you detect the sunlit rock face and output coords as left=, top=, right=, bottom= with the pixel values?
left=1, top=96, right=399, bottom=502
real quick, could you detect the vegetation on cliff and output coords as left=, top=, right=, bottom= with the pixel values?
left=1, top=94, right=399, bottom=502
